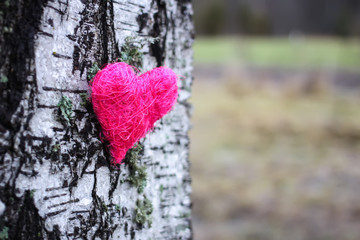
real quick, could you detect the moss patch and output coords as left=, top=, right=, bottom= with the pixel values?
left=79, top=93, right=89, bottom=107
left=52, top=143, right=60, bottom=152
left=119, top=36, right=144, bottom=68
left=115, top=204, right=121, bottom=212
left=87, top=62, right=100, bottom=81
left=119, top=36, right=159, bottom=68
left=0, top=227, right=8, bottom=240
left=134, top=195, right=153, bottom=228
left=0, top=75, right=8, bottom=83
left=57, top=96, right=73, bottom=127
left=125, top=144, right=147, bottom=193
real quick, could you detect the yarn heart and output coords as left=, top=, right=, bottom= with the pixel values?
left=90, top=62, right=178, bottom=164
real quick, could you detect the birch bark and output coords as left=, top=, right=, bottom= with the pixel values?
left=0, top=0, right=194, bottom=239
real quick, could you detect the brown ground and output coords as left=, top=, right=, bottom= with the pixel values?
left=190, top=65, right=360, bottom=240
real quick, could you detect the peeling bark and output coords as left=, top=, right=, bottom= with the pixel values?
left=0, top=0, right=194, bottom=239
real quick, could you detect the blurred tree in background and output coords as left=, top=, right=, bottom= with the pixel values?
left=193, top=0, right=360, bottom=36
left=198, top=1, right=225, bottom=35
left=191, top=1, right=360, bottom=240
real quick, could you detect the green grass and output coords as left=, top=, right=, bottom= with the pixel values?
left=194, top=37, right=360, bottom=70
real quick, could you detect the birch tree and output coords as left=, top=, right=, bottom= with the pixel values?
left=0, top=0, right=194, bottom=239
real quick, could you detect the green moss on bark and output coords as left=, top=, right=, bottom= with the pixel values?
left=134, top=195, right=153, bottom=228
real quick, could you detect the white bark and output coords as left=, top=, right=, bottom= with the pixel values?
left=0, top=0, right=194, bottom=239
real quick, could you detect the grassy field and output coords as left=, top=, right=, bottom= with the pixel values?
left=194, top=37, right=360, bottom=70
left=190, top=37, right=360, bottom=240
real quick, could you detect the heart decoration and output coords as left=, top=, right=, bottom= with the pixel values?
left=90, top=62, right=178, bottom=164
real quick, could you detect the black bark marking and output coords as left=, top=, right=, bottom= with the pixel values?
left=38, top=30, right=54, bottom=37
left=43, top=193, right=67, bottom=200
left=155, top=173, right=176, bottom=179
left=38, top=104, right=57, bottom=109
left=32, top=136, right=52, bottom=141
left=46, top=208, right=67, bottom=217
left=45, top=186, right=67, bottom=192
left=71, top=210, right=89, bottom=214
left=0, top=0, right=47, bottom=130
left=124, top=222, right=128, bottom=235
left=150, top=0, right=169, bottom=67
left=0, top=1, right=49, bottom=238
left=46, top=5, right=65, bottom=15
left=45, top=225, right=61, bottom=239
left=119, top=21, right=138, bottom=28
left=13, top=190, right=45, bottom=239
left=136, top=12, right=149, bottom=33
left=108, top=168, right=121, bottom=198
left=47, top=18, right=54, bottom=27
left=52, top=52, right=72, bottom=59
left=48, top=198, right=79, bottom=209
left=117, top=27, right=136, bottom=31
left=130, top=226, right=135, bottom=239
left=66, top=34, right=77, bottom=41
left=108, top=0, right=121, bottom=60
left=73, top=2, right=97, bottom=77
left=52, top=127, right=64, bottom=132
left=99, top=0, right=109, bottom=65
left=72, top=45, right=81, bottom=73
left=42, top=86, right=87, bottom=93
left=61, top=153, right=70, bottom=162
left=19, top=169, right=39, bottom=177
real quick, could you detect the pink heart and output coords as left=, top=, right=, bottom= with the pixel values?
left=90, top=62, right=178, bottom=164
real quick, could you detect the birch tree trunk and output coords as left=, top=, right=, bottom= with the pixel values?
left=0, top=0, right=194, bottom=239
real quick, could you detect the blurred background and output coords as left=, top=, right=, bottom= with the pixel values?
left=189, top=0, right=360, bottom=240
